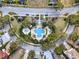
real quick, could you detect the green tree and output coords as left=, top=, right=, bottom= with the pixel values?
left=54, top=45, right=66, bottom=55
left=0, top=17, right=3, bottom=27
left=3, top=15, right=10, bottom=22
left=47, top=33, right=59, bottom=42
left=48, top=21, right=56, bottom=33
left=27, top=50, right=35, bottom=59
left=75, top=0, right=79, bottom=3
left=22, top=16, right=30, bottom=27
left=42, top=22, right=48, bottom=27
left=10, top=42, right=18, bottom=54
left=70, top=32, right=78, bottom=42
left=0, top=15, right=10, bottom=28
left=65, top=15, right=79, bottom=25
left=40, top=40, right=53, bottom=50
left=14, top=0, right=19, bottom=4
left=4, top=0, right=8, bottom=3
left=8, top=0, right=13, bottom=3
left=55, top=0, right=63, bottom=9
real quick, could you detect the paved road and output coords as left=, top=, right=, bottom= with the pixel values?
left=59, top=6, right=79, bottom=16
left=0, top=6, right=59, bottom=17
left=0, top=6, right=79, bottom=17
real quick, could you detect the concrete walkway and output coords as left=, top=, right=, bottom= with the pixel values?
left=65, top=25, right=75, bottom=36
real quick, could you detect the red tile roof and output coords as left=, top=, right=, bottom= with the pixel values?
left=0, top=50, right=8, bottom=59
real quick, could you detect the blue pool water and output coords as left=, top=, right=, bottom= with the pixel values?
left=34, top=28, right=45, bottom=38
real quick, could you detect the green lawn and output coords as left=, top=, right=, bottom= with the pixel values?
left=54, top=17, right=66, bottom=32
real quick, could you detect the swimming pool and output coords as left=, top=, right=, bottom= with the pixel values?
left=34, top=28, right=45, bottom=38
